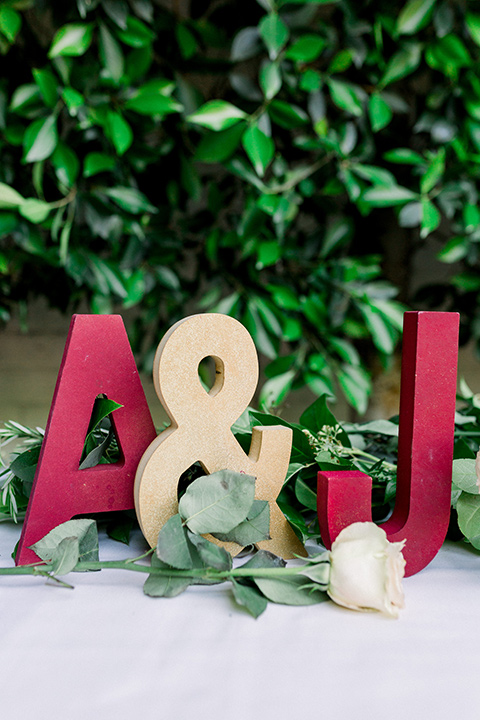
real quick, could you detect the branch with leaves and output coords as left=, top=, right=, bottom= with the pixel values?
left=1, top=470, right=405, bottom=618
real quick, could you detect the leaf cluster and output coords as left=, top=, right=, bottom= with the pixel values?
left=6, top=382, right=480, bottom=554
left=20, top=470, right=330, bottom=619
left=4, top=0, right=480, bottom=411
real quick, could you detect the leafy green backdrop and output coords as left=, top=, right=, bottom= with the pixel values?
left=0, top=0, right=479, bottom=413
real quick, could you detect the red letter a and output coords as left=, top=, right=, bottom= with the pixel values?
left=317, top=311, right=459, bottom=576
left=16, top=314, right=157, bottom=565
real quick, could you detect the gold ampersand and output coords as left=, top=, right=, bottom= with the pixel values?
left=134, top=313, right=305, bottom=559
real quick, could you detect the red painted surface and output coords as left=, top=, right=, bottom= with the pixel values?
left=317, top=311, right=459, bottom=576
left=16, top=314, right=157, bottom=565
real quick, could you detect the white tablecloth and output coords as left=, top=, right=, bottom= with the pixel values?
left=1, top=522, right=479, bottom=720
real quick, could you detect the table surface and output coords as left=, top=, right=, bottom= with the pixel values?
left=1, top=521, right=479, bottom=720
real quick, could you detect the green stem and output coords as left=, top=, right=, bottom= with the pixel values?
left=0, top=557, right=331, bottom=585
left=342, top=447, right=397, bottom=471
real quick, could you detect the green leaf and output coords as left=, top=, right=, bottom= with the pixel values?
left=397, top=0, right=436, bottom=35
left=383, top=148, right=424, bottom=164
left=242, top=123, right=274, bottom=177
left=466, top=14, right=480, bottom=46
left=0, top=6, right=21, bottom=42
left=451, top=272, right=480, bottom=292
left=285, top=34, right=325, bottom=62
left=256, top=295, right=285, bottom=336
left=268, top=100, right=309, bottom=128
left=243, top=302, right=277, bottom=359
left=214, top=500, right=271, bottom=545
left=49, top=23, right=93, bottom=58
left=125, top=82, right=182, bottom=116
left=30, top=519, right=99, bottom=563
left=257, top=240, right=282, bottom=267
left=254, top=575, right=328, bottom=605
left=32, top=68, right=58, bottom=109
left=259, top=61, right=282, bottom=100
left=99, top=22, right=124, bottom=82
left=299, top=68, right=322, bottom=92
left=420, top=198, right=441, bottom=239
left=10, top=446, right=41, bottom=490
left=328, top=48, right=353, bottom=74
left=381, top=44, right=421, bottom=86
left=266, top=284, right=300, bottom=310
left=116, top=16, right=155, bottom=48
left=176, top=23, right=197, bottom=59
left=62, top=87, right=84, bottom=115
left=328, top=79, right=363, bottom=116
left=259, top=13, right=289, bottom=60
left=23, top=116, right=58, bottom=163
left=398, top=202, right=421, bottom=227
left=457, top=492, right=480, bottom=549
left=295, top=476, right=317, bottom=511
left=178, top=470, right=256, bottom=535
left=106, top=515, right=135, bottom=544
left=195, top=123, right=245, bottom=162
left=144, top=554, right=192, bottom=597
left=187, top=100, right=247, bottom=131
left=368, top=94, right=393, bottom=132
left=299, top=556, right=330, bottom=585
left=337, top=365, right=371, bottom=414
left=9, top=84, right=41, bottom=115
left=106, top=111, right=133, bottom=155
left=187, top=532, right=233, bottom=571
left=352, top=419, right=399, bottom=437
left=103, top=186, right=157, bottom=214
left=362, top=185, right=417, bottom=207
left=122, top=271, right=145, bottom=309
left=306, top=373, right=336, bottom=400
left=156, top=514, right=194, bottom=570
left=300, top=395, right=344, bottom=437
left=88, top=256, right=127, bottom=298
left=0, top=182, right=24, bottom=209
left=144, top=574, right=191, bottom=597
left=103, top=0, right=128, bottom=29
left=231, top=579, right=268, bottom=618
left=52, top=142, right=80, bottom=188
left=437, top=236, right=468, bottom=263
left=19, top=199, right=51, bottom=224
left=241, top=549, right=286, bottom=570
left=84, top=152, right=116, bottom=177
left=231, top=27, right=262, bottom=61
left=259, top=370, right=296, bottom=410
left=425, top=35, right=471, bottom=75
left=464, top=204, right=480, bottom=232
left=359, top=304, right=396, bottom=354
left=79, top=395, right=123, bottom=467
left=352, top=164, right=396, bottom=186
left=452, top=459, right=479, bottom=494
left=420, top=149, right=445, bottom=194
left=49, top=536, right=80, bottom=575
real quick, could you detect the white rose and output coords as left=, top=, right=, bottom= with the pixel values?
left=327, top=522, right=406, bottom=618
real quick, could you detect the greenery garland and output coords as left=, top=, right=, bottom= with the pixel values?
left=2, top=384, right=480, bottom=567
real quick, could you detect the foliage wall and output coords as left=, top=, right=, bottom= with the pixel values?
left=0, top=0, right=479, bottom=413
